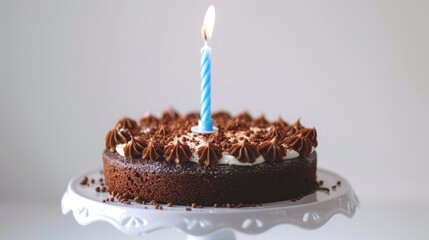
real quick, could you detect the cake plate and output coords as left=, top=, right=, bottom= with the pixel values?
left=61, top=168, right=359, bottom=240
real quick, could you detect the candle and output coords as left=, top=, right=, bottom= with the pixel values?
left=192, top=5, right=218, bottom=134
left=200, top=42, right=212, bottom=129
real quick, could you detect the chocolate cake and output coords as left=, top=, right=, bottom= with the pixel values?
left=103, top=108, right=318, bottom=206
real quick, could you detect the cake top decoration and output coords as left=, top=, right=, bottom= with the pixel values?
left=105, top=108, right=317, bottom=166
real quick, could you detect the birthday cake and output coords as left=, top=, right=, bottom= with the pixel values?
left=103, top=108, right=318, bottom=206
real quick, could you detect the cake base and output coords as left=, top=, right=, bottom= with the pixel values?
left=103, top=150, right=317, bottom=206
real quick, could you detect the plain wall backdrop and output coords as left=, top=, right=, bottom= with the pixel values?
left=0, top=0, right=428, bottom=239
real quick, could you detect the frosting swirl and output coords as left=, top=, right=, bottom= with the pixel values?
left=160, top=107, right=180, bottom=123
left=225, top=119, right=249, bottom=131
left=156, top=125, right=169, bottom=137
left=235, top=111, right=253, bottom=122
left=142, top=141, right=164, bottom=161
left=265, top=127, right=285, bottom=141
left=139, top=113, right=158, bottom=126
left=292, top=119, right=305, bottom=130
left=124, top=137, right=148, bottom=158
left=297, top=128, right=318, bottom=147
left=283, top=125, right=297, bottom=137
left=197, top=142, right=222, bottom=166
left=258, top=137, right=286, bottom=162
left=212, top=111, right=232, bottom=123
left=284, top=135, right=312, bottom=157
left=115, top=117, right=137, bottom=130
left=271, top=117, right=289, bottom=128
left=229, top=139, right=260, bottom=163
left=165, top=141, right=192, bottom=164
left=105, top=129, right=132, bottom=152
left=252, top=115, right=269, bottom=128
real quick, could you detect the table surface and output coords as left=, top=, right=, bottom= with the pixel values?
left=1, top=199, right=428, bottom=240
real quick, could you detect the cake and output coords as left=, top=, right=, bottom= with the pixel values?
left=103, top=108, right=318, bottom=206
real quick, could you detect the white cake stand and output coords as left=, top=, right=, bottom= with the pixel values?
left=61, top=168, right=359, bottom=240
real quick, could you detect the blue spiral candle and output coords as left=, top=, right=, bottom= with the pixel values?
left=198, top=42, right=213, bottom=131
left=192, top=5, right=217, bottom=134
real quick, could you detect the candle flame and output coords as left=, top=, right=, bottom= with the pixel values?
left=201, top=5, right=215, bottom=41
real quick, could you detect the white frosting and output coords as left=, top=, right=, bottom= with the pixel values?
left=113, top=127, right=316, bottom=166
left=190, top=152, right=199, bottom=163
left=284, top=149, right=300, bottom=159
left=115, top=143, right=126, bottom=156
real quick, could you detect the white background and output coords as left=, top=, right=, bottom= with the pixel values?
left=1, top=0, right=428, bottom=239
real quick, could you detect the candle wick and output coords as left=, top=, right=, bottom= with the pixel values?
left=202, top=25, right=209, bottom=41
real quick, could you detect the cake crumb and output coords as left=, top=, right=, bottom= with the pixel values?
left=80, top=176, right=88, bottom=185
